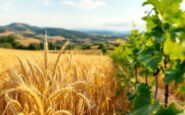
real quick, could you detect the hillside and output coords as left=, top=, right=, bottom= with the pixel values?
left=0, top=23, right=127, bottom=46
left=78, top=29, right=130, bottom=38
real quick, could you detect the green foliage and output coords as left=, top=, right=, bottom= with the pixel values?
left=132, top=101, right=161, bottom=115
left=101, top=47, right=107, bottom=54
left=112, top=45, right=128, bottom=66
left=137, top=49, right=162, bottom=72
left=133, top=84, right=152, bottom=111
left=98, top=43, right=107, bottom=54
left=155, top=103, right=182, bottom=115
left=28, top=42, right=65, bottom=50
left=80, top=44, right=91, bottom=50
left=112, top=0, right=185, bottom=114
left=112, top=30, right=142, bottom=76
left=164, top=39, right=185, bottom=60
left=0, top=43, right=13, bottom=48
left=28, top=43, right=41, bottom=50
left=0, top=36, right=14, bottom=43
left=164, top=60, right=185, bottom=86
left=127, top=92, right=136, bottom=101
left=115, top=72, right=128, bottom=96
left=0, top=35, right=25, bottom=49
left=143, top=0, right=183, bottom=23
left=131, top=101, right=182, bottom=115
left=65, top=44, right=75, bottom=50
left=179, top=86, right=185, bottom=96
left=98, top=43, right=104, bottom=49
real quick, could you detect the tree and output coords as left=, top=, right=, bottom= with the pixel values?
left=28, top=43, right=41, bottom=50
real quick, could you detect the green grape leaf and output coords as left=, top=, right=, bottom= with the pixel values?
left=143, top=15, right=165, bottom=43
left=155, top=103, right=182, bottom=115
left=159, top=0, right=183, bottom=22
left=127, top=92, right=136, bottom=101
left=143, top=15, right=160, bottom=33
left=138, top=49, right=162, bottom=72
left=133, top=84, right=152, bottom=111
left=164, top=39, right=185, bottom=60
left=179, top=111, right=185, bottom=115
left=112, top=45, right=127, bottom=65
left=143, top=0, right=159, bottom=7
left=116, top=71, right=125, bottom=79
left=132, top=101, right=162, bottom=115
left=112, top=45, right=134, bottom=66
left=179, top=31, right=185, bottom=41
left=143, top=0, right=183, bottom=23
left=179, top=86, right=185, bottom=96
left=164, top=61, right=185, bottom=86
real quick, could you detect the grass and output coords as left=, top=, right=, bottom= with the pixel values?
left=0, top=45, right=128, bottom=114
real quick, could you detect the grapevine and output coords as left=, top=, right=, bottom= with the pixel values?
left=112, top=0, right=185, bottom=114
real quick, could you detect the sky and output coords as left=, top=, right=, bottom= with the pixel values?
left=0, top=0, right=185, bottom=32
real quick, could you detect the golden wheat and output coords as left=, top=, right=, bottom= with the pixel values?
left=0, top=46, right=129, bottom=114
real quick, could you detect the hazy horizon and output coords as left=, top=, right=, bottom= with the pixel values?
left=1, top=0, right=185, bottom=32
left=0, top=22, right=131, bottom=33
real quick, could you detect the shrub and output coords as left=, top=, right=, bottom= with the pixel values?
left=0, top=35, right=25, bottom=49
left=28, top=43, right=41, bottom=50
left=101, top=47, right=107, bottom=54
left=80, top=44, right=91, bottom=50
left=0, top=43, right=13, bottom=48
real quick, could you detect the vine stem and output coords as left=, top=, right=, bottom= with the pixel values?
left=145, top=70, right=148, bottom=84
left=159, top=8, right=169, bottom=107
left=165, top=85, right=169, bottom=107
left=164, top=56, right=169, bottom=108
left=154, top=68, right=160, bottom=100
left=135, top=66, right=138, bottom=83
left=154, top=75, right=158, bottom=99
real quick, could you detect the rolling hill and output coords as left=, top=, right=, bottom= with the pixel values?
left=0, top=23, right=128, bottom=46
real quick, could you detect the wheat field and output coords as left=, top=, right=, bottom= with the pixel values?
left=0, top=46, right=128, bottom=115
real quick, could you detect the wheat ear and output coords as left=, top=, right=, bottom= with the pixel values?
left=52, top=42, right=69, bottom=77
left=1, top=87, right=44, bottom=115
left=46, top=87, right=73, bottom=105
left=44, top=29, right=48, bottom=80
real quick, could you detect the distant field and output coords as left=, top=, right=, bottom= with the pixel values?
left=0, top=48, right=101, bottom=73
left=0, top=49, right=42, bottom=73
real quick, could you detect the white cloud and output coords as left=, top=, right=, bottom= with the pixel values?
left=0, top=1, right=13, bottom=12
left=41, top=0, right=50, bottom=6
left=62, top=0, right=76, bottom=6
left=61, top=0, right=106, bottom=10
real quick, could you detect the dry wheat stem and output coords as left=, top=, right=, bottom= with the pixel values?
left=52, top=42, right=69, bottom=77
left=54, top=110, right=72, bottom=115
left=3, top=99, right=23, bottom=115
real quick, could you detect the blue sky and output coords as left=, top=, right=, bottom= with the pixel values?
left=0, top=0, right=185, bottom=32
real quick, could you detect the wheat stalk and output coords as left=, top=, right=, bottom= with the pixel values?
left=54, top=110, right=72, bottom=115
left=3, top=99, right=23, bottom=115
left=27, top=60, right=36, bottom=80
left=44, top=29, right=48, bottom=80
left=52, top=42, right=69, bottom=77
left=46, top=87, right=73, bottom=105
left=1, top=86, right=44, bottom=115
left=17, top=57, right=29, bottom=82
